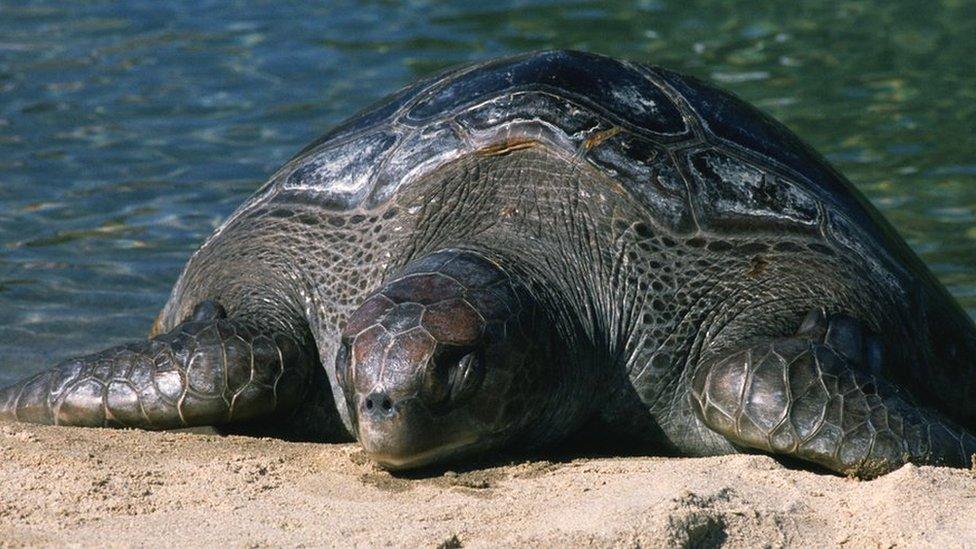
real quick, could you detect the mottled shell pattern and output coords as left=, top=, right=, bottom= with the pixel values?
left=222, top=50, right=923, bottom=293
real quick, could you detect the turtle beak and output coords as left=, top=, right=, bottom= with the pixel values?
left=355, top=392, right=480, bottom=470
left=364, top=437, right=479, bottom=471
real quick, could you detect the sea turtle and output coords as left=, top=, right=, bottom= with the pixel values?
left=2, top=50, right=974, bottom=477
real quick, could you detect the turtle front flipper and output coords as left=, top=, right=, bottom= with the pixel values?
left=0, top=301, right=316, bottom=430
left=691, top=309, right=976, bottom=477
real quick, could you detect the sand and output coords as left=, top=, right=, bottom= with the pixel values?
left=0, top=421, right=974, bottom=548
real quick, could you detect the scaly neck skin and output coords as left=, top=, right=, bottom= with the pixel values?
left=339, top=248, right=600, bottom=467
left=495, top=258, right=612, bottom=450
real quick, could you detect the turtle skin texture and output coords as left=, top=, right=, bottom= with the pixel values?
left=2, top=50, right=975, bottom=477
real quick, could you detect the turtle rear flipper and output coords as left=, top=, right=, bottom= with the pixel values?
left=0, top=301, right=316, bottom=430
left=691, top=310, right=976, bottom=477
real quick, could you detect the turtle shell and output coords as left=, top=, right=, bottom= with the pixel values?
left=243, top=50, right=924, bottom=284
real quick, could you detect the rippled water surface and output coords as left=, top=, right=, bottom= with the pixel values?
left=1, top=1, right=975, bottom=383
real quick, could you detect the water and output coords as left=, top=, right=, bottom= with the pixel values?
left=0, top=0, right=974, bottom=384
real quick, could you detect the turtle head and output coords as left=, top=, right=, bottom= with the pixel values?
left=336, top=250, right=541, bottom=470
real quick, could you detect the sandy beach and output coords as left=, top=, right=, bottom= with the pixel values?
left=0, top=421, right=973, bottom=547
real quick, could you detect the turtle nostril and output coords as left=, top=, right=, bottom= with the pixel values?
left=363, top=391, right=395, bottom=419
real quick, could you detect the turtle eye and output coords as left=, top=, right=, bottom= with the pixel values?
left=335, top=338, right=355, bottom=400
left=420, top=345, right=484, bottom=412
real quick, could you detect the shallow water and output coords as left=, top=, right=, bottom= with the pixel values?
left=0, top=1, right=974, bottom=383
